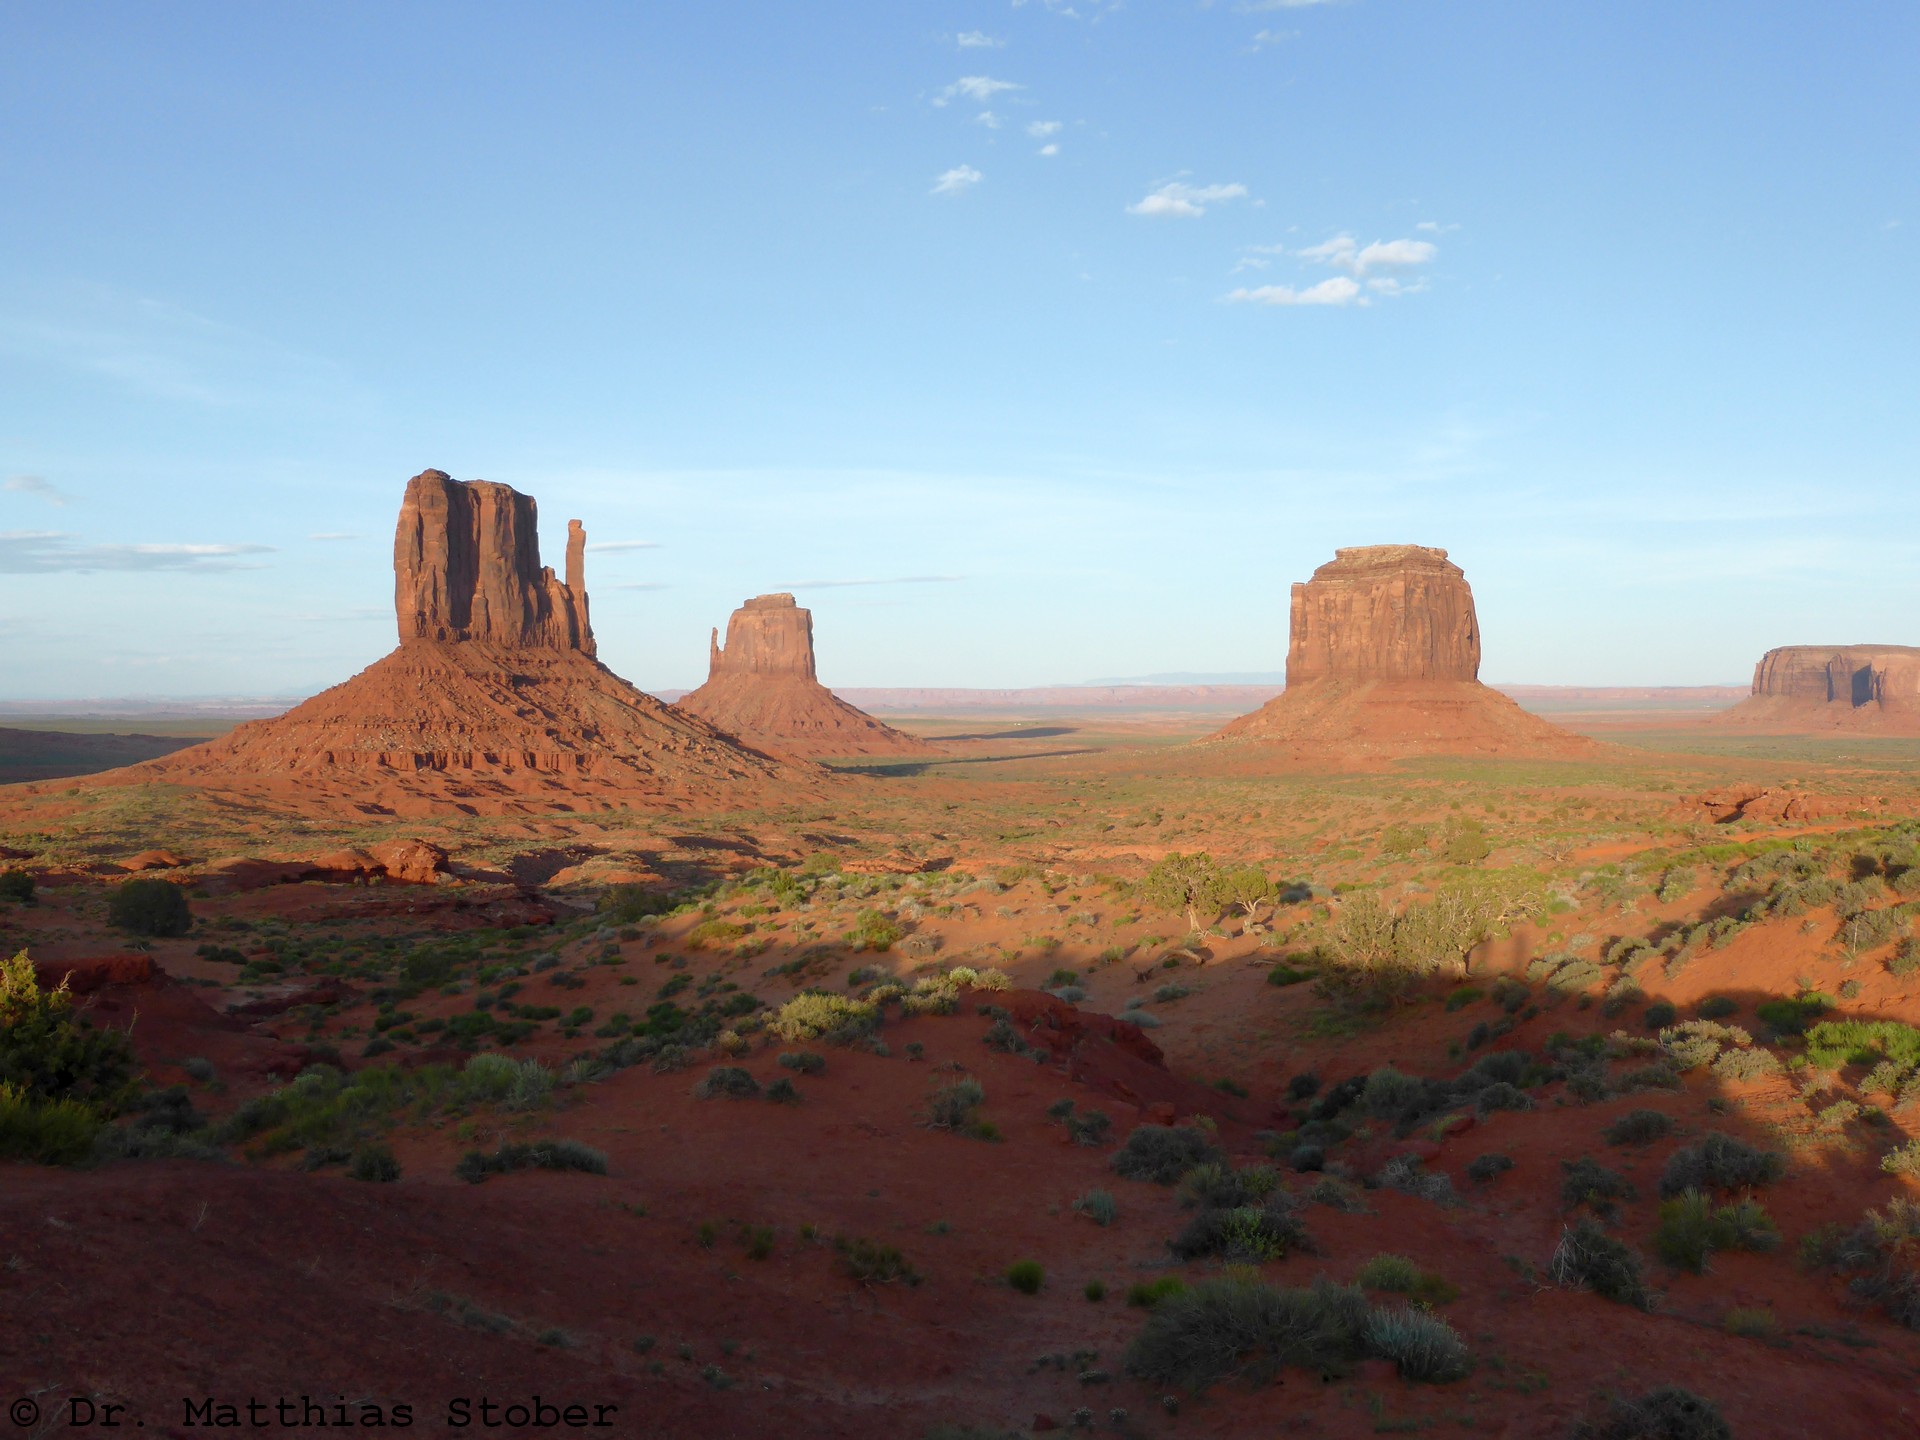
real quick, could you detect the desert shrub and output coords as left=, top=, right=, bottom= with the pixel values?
left=769, top=992, right=877, bottom=1044
left=1112, top=1124, right=1224, bottom=1184
left=1364, top=1307, right=1472, bottom=1382
left=1169, top=1200, right=1308, bottom=1263
left=461, top=1054, right=554, bottom=1110
left=1754, top=992, right=1831, bottom=1037
left=1074, top=1189, right=1118, bottom=1226
left=0, top=871, right=34, bottom=903
left=1562, top=1158, right=1635, bottom=1214
left=778, top=1050, right=826, bottom=1075
left=1376, top=1155, right=1457, bottom=1207
left=1710, top=1047, right=1782, bottom=1082
left=1657, top=1020, right=1751, bottom=1072
left=1653, top=1191, right=1778, bottom=1273
left=1465, top=1153, right=1513, bottom=1182
left=1550, top=1220, right=1654, bottom=1309
left=0, top=952, right=139, bottom=1114
left=1361, top=1065, right=1427, bottom=1120
left=1696, top=995, right=1739, bottom=1020
left=454, top=1139, right=608, bottom=1183
left=835, top=1235, right=921, bottom=1287
left=1879, top=1139, right=1920, bottom=1176
left=349, top=1143, right=401, bottom=1183
left=1474, top=1081, right=1532, bottom=1116
left=926, top=1077, right=986, bottom=1131
left=1124, top=1274, right=1467, bottom=1392
left=1805, top=1018, right=1920, bottom=1070
left=1066, top=1108, right=1112, bottom=1146
left=92, top=1085, right=217, bottom=1161
left=1355, top=1254, right=1421, bottom=1291
left=1642, top=1000, right=1678, bottom=1030
left=1006, top=1259, right=1045, bottom=1294
left=1570, top=1386, right=1732, bottom=1440
left=1659, top=1132, right=1784, bottom=1197
left=694, top=1066, right=760, bottom=1100
left=1441, top=818, right=1492, bottom=865
left=0, top=1083, right=102, bottom=1164
left=107, top=878, right=191, bottom=937
left=1604, top=1109, right=1676, bottom=1146
left=847, top=909, right=903, bottom=952
left=764, top=1077, right=800, bottom=1105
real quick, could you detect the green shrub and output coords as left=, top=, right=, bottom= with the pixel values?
left=1570, top=1386, right=1732, bottom=1440
left=1879, top=1139, right=1920, bottom=1176
left=455, top=1139, right=608, bottom=1183
left=349, top=1143, right=401, bottom=1183
left=1549, top=1220, right=1653, bottom=1309
left=1073, top=1189, right=1118, bottom=1226
left=1562, top=1158, right=1634, bottom=1214
left=1653, top=1191, right=1778, bottom=1272
left=1084, top=1279, right=1106, bottom=1302
left=0, top=951, right=138, bottom=1113
left=1659, top=1132, right=1784, bottom=1197
left=1364, top=1306, right=1472, bottom=1382
left=778, top=1050, right=826, bottom=1075
left=1755, top=993, right=1831, bottom=1037
left=926, top=1077, right=985, bottom=1131
left=107, top=878, right=191, bottom=937
left=1112, top=1124, right=1224, bottom=1184
left=1007, top=1260, right=1045, bottom=1294
left=765, top=1077, right=800, bottom=1105
left=1169, top=1202, right=1307, bottom=1263
left=847, top=910, right=903, bottom=952
left=693, top=1066, right=761, bottom=1100
left=1125, top=1276, right=1186, bottom=1309
left=1355, top=1254, right=1421, bottom=1291
left=1603, top=1109, right=1675, bottom=1146
left=1643, top=1001, right=1678, bottom=1030
left=0, top=1083, right=102, bottom=1163
left=769, top=992, right=878, bottom=1044
left=0, top=871, right=34, bottom=903
left=835, top=1235, right=921, bottom=1287
left=1465, top=1153, right=1513, bottom=1182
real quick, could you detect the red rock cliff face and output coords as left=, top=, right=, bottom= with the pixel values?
left=394, top=469, right=594, bottom=654
left=707, top=594, right=816, bottom=680
left=1749, top=645, right=1920, bottom=709
left=1286, top=545, right=1481, bottom=684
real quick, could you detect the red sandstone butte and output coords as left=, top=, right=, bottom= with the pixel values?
left=98, top=471, right=816, bottom=815
left=1714, top=644, right=1920, bottom=733
left=676, top=594, right=929, bottom=758
left=1215, top=544, right=1595, bottom=760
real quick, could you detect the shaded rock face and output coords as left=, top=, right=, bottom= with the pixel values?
left=1749, top=645, right=1920, bottom=715
left=394, top=469, right=593, bottom=654
left=1286, top=545, right=1481, bottom=685
left=707, top=593, right=816, bottom=680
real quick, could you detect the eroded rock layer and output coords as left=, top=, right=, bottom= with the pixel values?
left=1716, top=645, right=1920, bottom=732
left=678, top=595, right=928, bottom=758
left=1217, top=544, right=1594, bottom=761
left=89, top=471, right=814, bottom=814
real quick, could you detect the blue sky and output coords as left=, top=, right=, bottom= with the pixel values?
left=2, top=2, right=1915, bottom=698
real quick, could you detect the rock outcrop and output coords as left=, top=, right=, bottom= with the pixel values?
left=106, top=471, right=817, bottom=815
left=1717, top=645, right=1920, bottom=731
left=1215, top=544, right=1594, bottom=761
left=677, top=594, right=928, bottom=757
left=1286, top=546, right=1481, bottom=683
left=394, top=469, right=593, bottom=653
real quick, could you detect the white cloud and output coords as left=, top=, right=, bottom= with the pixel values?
left=1038, top=143, right=1059, bottom=156
left=4, top=474, right=70, bottom=505
left=1297, top=232, right=1437, bottom=274
left=308, top=531, right=361, bottom=542
left=1246, top=28, right=1298, bottom=49
left=1027, top=120, right=1062, bottom=138
left=975, top=110, right=1003, bottom=129
left=934, top=76, right=1021, bottom=107
left=931, top=164, right=983, bottom=196
left=0, top=530, right=275, bottom=573
left=1415, top=220, right=1460, bottom=234
left=585, top=540, right=660, bottom=553
left=1237, top=0, right=1347, bottom=9
left=956, top=31, right=1004, bottom=47
left=1223, top=276, right=1363, bottom=307
left=1127, top=180, right=1250, bottom=218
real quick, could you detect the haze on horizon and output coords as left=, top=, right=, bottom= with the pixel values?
left=2, top=3, right=1914, bottom=701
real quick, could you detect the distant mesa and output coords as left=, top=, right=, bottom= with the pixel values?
left=676, top=594, right=929, bottom=758
left=1214, top=544, right=1595, bottom=760
left=1714, top=644, right=1920, bottom=733
left=95, top=470, right=813, bottom=814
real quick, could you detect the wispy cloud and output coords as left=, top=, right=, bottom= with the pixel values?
left=1237, top=0, right=1347, bottom=10
left=955, top=31, right=1004, bottom=48
left=0, top=530, right=275, bottom=573
left=1223, top=277, right=1363, bottom=307
left=4, top=474, right=71, bottom=506
left=1245, top=27, right=1298, bottom=50
left=584, top=539, right=660, bottom=553
left=1415, top=220, right=1460, bottom=234
left=934, top=76, right=1022, bottom=107
left=974, top=110, right=1004, bottom=129
left=308, top=531, right=361, bottom=542
left=1027, top=120, right=1062, bottom=138
left=1127, top=180, right=1250, bottom=218
left=932, top=165, right=983, bottom=196
left=1038, top=143, right=1059, bottom=156
left=779, top=575, right=966, bottom=589
left=1297, top=233, right=1437, bottom=274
